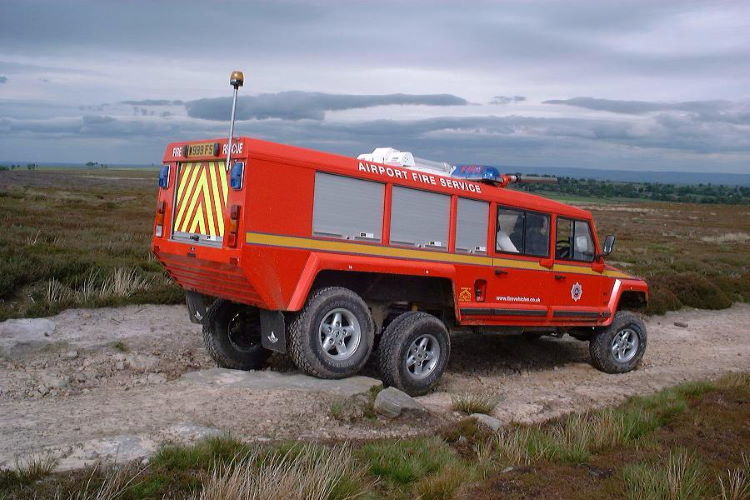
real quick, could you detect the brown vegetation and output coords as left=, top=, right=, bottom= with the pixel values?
left=0, top=170, right=748, bottom=320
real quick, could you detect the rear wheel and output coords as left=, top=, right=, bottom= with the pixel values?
left=288, top=287, right=374, bottom=379
left=202, top=300, right=271, bottom=370
left=378, top=312, right=450, bottom=396
left=589, top=311, right=647, bottom=373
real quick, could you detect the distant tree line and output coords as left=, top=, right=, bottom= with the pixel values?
left=85, top=161, right=108, bottom=169
left=517, top=176, right=750, bottom=204
left=0, top=163, right=38, bottom=171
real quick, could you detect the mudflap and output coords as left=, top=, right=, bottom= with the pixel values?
left=260, top=309, right=287, bottom=353
left=185, top=291, right=209, bottom=324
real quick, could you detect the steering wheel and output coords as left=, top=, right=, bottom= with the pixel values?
left=556, top=239, right=571, bottom=259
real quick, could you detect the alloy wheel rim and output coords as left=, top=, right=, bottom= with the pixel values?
left=611, top=327, right=639, bottom=363
left=405, top=334, right=441, bottom=379
left=318, top=308, right=362, bottom=360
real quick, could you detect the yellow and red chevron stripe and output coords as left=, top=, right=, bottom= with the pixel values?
left=173, top=161, right=229, bottom=236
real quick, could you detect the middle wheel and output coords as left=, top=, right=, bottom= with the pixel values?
left=378, top=311, right=451, bottom=396
left=288, top=287, right=375, bottom=379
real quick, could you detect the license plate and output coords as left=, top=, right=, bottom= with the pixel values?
left=186, top=142, right=219, bottom=157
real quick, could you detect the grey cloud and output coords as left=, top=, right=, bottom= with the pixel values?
left=121, top=100, right=184, bottom=106
left=0, top=115, right=191, bottom=138
left=185, top=91, right=468, bottom=121
left=491, top=96, right=526, bottom=105
left=4, top=111, right=750, bottom=156
left=2, top=111, right=749, bottom=173
left=0, top=60, right=97, bottom=75
left=0, top=76, right=7, bottom=84
left=545, top=97, right=750, bottom=126
left=544, top=97, right=732, bottom=114
left=4, top=1, right=742, bottom=82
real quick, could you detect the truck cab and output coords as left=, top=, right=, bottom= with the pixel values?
left=152, top=136, right=648, bottom=395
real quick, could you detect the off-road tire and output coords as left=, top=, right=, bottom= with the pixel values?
left=589, top=311, right=647, bottom=373
left=288, top=287, right=374, bottom=379
left=202, top=300, right=271, bottom=370
left=378, top=312, right=451, bottom=396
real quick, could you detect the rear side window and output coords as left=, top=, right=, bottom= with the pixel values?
left=390, top=186, right=450, bottom=250
left=555, top=217, right=595, bottom=262
left=313, top=172, right=384, bottom=241
left=496, top=207, right=550, bottom=257
left=455, top=198, right=488, bottom=254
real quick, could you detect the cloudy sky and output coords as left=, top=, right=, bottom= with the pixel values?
left=1, top=0, right=749, bottom=173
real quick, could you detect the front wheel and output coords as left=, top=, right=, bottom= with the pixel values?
left=202, top=300, right=271, bottom=370
left=378, top=312, right=451, bottom=396
left=589, top=311, right=647, bottom=373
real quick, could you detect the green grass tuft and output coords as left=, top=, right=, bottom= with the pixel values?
left=624, top=448, right=707, bottom=500
left=357, top=437, right=457, bottom=486
left=451, top=392, right=499, bottom=415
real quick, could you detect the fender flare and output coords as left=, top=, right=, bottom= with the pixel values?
left=603, top=278, right=649, bottom=325
left=286, top=252, right=458, bottom=312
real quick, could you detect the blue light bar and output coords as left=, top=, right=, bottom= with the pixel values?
left=230, top=161, right=244, bottom=189
left=158, top=165, right=170, bottom=189
left=450, top=164, right=501, bottom=182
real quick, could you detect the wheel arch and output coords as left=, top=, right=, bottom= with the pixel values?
left=604, top=278, right=649, bottom=323
left=310, top=269, right=456, bottom=309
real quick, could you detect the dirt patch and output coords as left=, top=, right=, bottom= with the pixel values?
left=1, top=303, right=749, bottom=470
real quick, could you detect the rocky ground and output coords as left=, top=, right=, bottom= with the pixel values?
left=1, top=303, right=748, bottom=470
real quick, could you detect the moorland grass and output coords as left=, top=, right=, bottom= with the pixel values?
left=623, top=448, right=707, bottom=500
left=450, top=392, right=499, bottom=415
left=1, top=374, right=747, bottom=499
left=0, top=170, right=182, bottom=320
left=1, top=170, right=749, bottom=319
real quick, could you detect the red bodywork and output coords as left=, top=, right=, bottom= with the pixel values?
left=151, top=136, right=647, bottom=328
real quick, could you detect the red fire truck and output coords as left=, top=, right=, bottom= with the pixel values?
left=151, top=72, right=648, bottom=396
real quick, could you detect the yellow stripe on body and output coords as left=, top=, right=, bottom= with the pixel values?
left=174, top=164, right=201, bottom=230
left=176, top=163, right=199, bottom=210
left=219, top=161, right=228, bottom=201
left=189, top=208, right=206, bottom=235
left=199, top=168, right=216, bottom=236
left=208, top=162, right=224, bottom=236
left=179, top=167, right=209, bottom=233
left=246, top=232, right=493, bottom=266
left=244, top=232, right=633, bottom=278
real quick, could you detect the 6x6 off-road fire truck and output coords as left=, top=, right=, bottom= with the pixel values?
left=151, top=72, right=648, bottom=396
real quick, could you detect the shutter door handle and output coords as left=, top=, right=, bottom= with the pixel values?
left=494, top=269, right=508, bottom=276
left=554, top=274, right=566, bottom=280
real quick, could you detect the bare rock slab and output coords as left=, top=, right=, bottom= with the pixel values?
left=181, top=368, right=381, bottom=397
left=471, top=413, right=502, bottom=432
left=48, top=423, right=224, bottom=471
left=374, top=387, right=425, bottom=418
left=0, top=318, right=58, bottom=356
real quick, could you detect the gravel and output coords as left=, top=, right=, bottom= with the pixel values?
left=1, top=302, right=748, bottom=470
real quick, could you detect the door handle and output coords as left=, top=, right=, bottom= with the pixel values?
left=494, top=269, right=508, bottom=276
left=554, top=274, right=566, bottom=280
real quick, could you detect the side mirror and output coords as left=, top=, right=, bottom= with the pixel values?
left=600, top=234, right=616, bottom=257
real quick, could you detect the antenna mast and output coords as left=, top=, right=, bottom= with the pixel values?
left=226, top=70, right=244, bottom=171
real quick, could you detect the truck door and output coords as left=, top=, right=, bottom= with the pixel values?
left=171, top=161, right=229, bottom=246
left=484, top=206, right=552, bottom=322
left=550, top=217, right=607, bottom=322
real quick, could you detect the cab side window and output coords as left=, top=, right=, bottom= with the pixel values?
left=496, top=207, right=550, bottom=257
left=496, top=208, right=523, bottom=253
left=555, top=217, right=595, bottom=262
